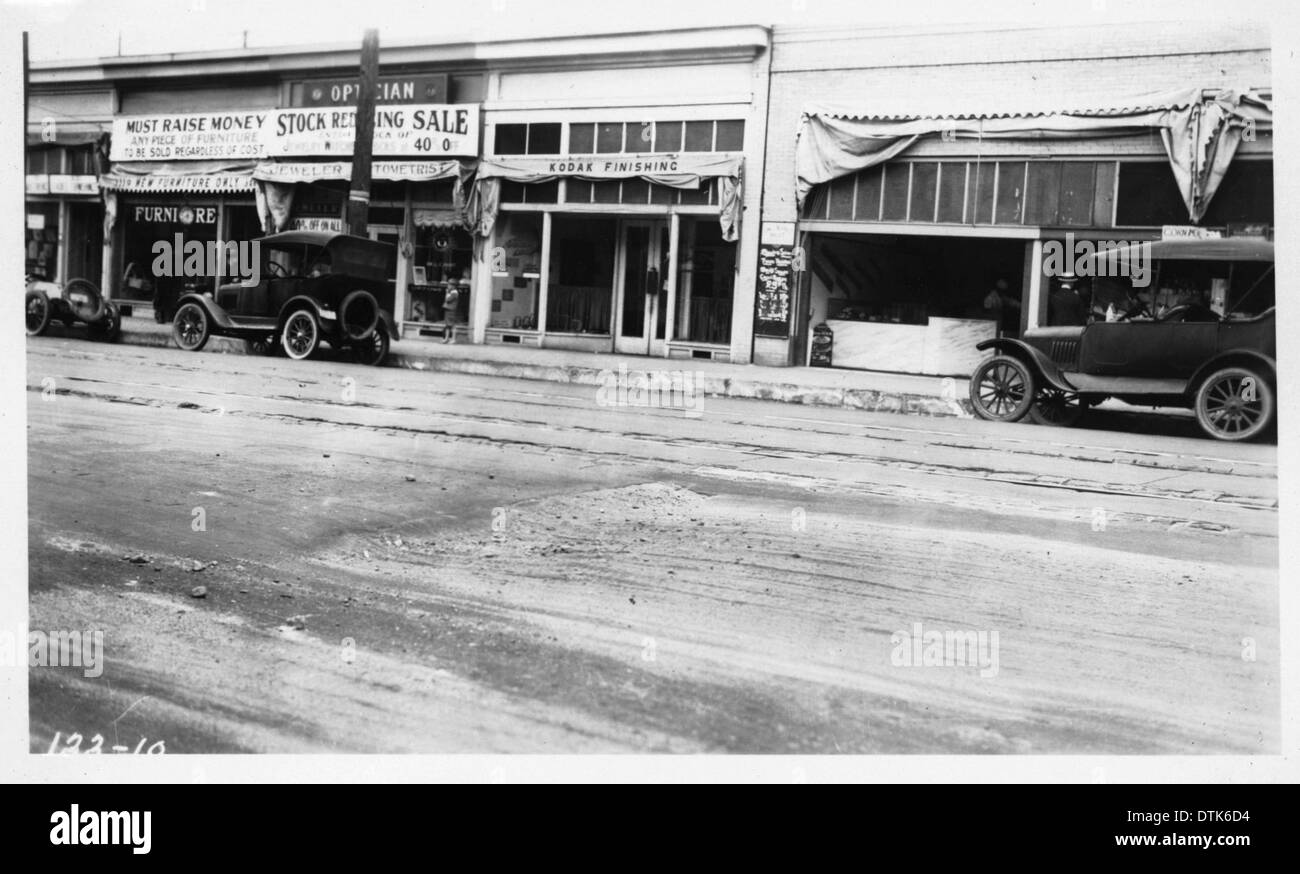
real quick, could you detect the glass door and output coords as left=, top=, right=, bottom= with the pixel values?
left=615, top=220, right=669, bottom=355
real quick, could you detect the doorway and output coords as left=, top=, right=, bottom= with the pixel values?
left=615, top=220, right=670, bottom=355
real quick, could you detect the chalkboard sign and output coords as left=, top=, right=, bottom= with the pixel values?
left=755, top=244, right=793, bottom=337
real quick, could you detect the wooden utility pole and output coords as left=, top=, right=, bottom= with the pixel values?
left=346, top=29, right=380, bottom=237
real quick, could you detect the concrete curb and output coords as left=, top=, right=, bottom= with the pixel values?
left=117, top=326, right=976, bottom=417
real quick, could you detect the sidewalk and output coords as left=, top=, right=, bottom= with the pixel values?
left=117, top=313, right=974, bottom=416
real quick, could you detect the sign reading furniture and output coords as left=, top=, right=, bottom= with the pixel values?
left=109, top=105, right=481, bottom=162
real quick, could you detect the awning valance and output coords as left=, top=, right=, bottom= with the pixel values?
left=253, top=158, right=468, bottom=184
left=470, top=152, right=744, bottom=242
left=413, top=208, right=463, bottom=229
left=795, top=87, right=1272, bottom=222
left=99, top=160, right=257, bottom=193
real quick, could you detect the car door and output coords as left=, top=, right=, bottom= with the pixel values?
left=1080, top=321, right=1217, bottom=378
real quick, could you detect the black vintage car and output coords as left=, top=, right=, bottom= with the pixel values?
left=969, top=237, right=1276, bottom=441
left=25, top=276, right=122, bottom=342
left=171, top=231, right=398, bottom=366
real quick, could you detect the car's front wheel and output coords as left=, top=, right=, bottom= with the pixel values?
left=172, top=302, right=210, bottom=351
left=281, top=308, right=320, bottom=360
left=88, top=301, right=122, bottom=343
left=969, top=355, right=1036, bottom=422
left=1194, top=366, right=1274, bottom=441
left=26, top=288, right=52, bottom=336
left=1028, top=387, right=1084, bottom=428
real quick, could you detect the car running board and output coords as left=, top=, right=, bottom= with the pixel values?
left=1061, top=373, right=1188, bottom=395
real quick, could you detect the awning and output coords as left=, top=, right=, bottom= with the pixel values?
left=795, top=87, right=1272, bottom=222
left=26, top=128, right=109, bottom=148
left=413, top=208, right=462, bottom=229
left=471, top=152, right=744, bottom=242
left=1086, top=236, right=1273, bottom=266
left=99, top=160, right=257, bottom=193
left=253, top=158, right=467, bottom=184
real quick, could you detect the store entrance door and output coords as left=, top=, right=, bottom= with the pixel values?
left=615, top=220, right=669, bottom=356
left=368, top=224, right=401, bottom=316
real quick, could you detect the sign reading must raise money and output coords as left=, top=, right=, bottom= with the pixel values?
left=110, top=105, right=480, bottom=162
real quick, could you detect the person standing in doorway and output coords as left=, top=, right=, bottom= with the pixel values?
left=982, top=277, right=1023, bottom=337
left=441, top=270, right=462, bottom=343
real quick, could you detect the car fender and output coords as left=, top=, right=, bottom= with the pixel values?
left=176, top=293, right=236, bottom=331
left=377, top=308, right=399, bottom=340
left=277, top=295, right=330, bottom=329
left=1187, top=349, right=1277, bottom=393
left=974, top=338, right=1076, bottom=392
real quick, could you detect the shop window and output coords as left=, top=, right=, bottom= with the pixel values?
left=1201, top=160, right=1273, bottom=226
left=569, top=123, right=595, bottom=154
left=881, top=163, right=910, bottom=221
left=683, top=121, right=713, bottom=152
left=547, top=216, right=616, bottom=334
left=678, top=184, right=713, bottom=205
left=591, top=180, right=621, bottom=203
left=597, top=122, right=625, bottom=153
left=994, top=162, right=1026, bottom=225
left=1114, top=162, right=1185, bottom=226
left=369, top=206, right=405, bottom=225
left=855, top=165, right=884, bottom=221
left=410, top=180, right=456, bottom=203
left=675, top=218, right=735, bottom=344
left=66, top=145, right=98, bottom=176
left=909, top=162, right=939, bottom=222
left=969, top=162, right=996, bottom=225
left=654, top=121, right=683, bottom=153
left=407, top=226, right=473, bottom=324
left=527, top=123, right=561, bottom=155
left=491, top=213, right=543, bottom=330
left=828, top=175, right=856, bottom=221
left=1056, top=162, right=1095, bottom=226
left=494, top=124, right=528, bottom=155
left=26, top=148, right=59, bottom=175
left=500, top=180, right=527, bottom=203
left=936, top=163, right=966, bottom=223
left=622, top=179, right=651, bottom=204
left=370, top=181, right=405, bottom=205
left=715, top=120, right=744, bottom=151
left=24, top=201, right=60, bottom=280
left=649, top=183, right=676, bottom=205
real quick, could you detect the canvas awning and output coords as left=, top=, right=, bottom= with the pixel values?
left=795, top=87, right=1272, bottom=222
left=99, top=160, right=257, bottom=193
left=470, top=153, right=744, bottom=242
left=252, top=158, right=469, bottom=184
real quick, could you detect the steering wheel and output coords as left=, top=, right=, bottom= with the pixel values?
left=264, top=260, right=287, bottom=279
left=1155, top=303, right=1220, bottom=323
left=1117, top=300, right=1150, bottom=321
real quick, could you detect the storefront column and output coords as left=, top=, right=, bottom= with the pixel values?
left=663, top=211, right=680, bottom=355
left=1025, top=239, right=1045, bottom=330
left=537, top=211, right=552, bottom=339
left=470, top=234, right=492, bottom=344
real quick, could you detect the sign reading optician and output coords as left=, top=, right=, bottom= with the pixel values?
left=262, top=105, right=479, bottom=157
left=110, top=105, right=479, bottom=162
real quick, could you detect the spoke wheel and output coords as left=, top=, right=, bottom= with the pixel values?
left=1195, top=367, right=1273, bottom=441
left=969, top=355, right=1036, bottom=422
left=89, top=302, right=122, bottom=343
left=172, top=302, right=210, bottom=352
left=1028, top=387, right=1084, bottom=428
left=26, top=289, right=52, bottom=336
left=281, top=309, right=320, bottom=360
left=352, top=327, right=389, bottom=366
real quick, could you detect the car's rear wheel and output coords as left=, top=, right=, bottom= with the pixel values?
left=969, top=355, right=1036, bottom=422
left=172, top=302, right=210, bottom=351
left=26, top=288, right=52, bottom=336
left=1028, top=387, right=1084, bottom=428
left=352, top=326, right=389, bottom=366
left=88, top=302, right=122, bottom=343
left=1194, top=366, right=1274, bottom=441
left=281, top=308, right=320, bottom=360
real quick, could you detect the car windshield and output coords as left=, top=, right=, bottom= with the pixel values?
left=263, top=243, right=325, bottom=278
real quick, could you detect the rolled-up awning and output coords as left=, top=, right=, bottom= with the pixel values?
left=99, top=160, right=257, bottom=193
left=795, top=87, right=1272, bottom=222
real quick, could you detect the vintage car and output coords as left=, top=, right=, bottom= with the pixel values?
left=969, top=237, right=1275, bottom=441
left=25, top=276, right=122, bottom=342
left=170, top=231, right=398, bottom=366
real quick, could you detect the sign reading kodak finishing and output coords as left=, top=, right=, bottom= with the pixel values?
left=109, top=105, right=480, bottom=162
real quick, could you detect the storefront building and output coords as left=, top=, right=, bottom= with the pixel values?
left=28, top=27, right=770, bottom=361
left=759, top=21, right=1273, bottom=373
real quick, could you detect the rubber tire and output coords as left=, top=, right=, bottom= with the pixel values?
left=1028, top=387, right=1085, bottom=428
left=26, top=288, right=52, bottom=336
left=339, top=290, right=380, bottom=341
left=89, top=302, right=122, bottom=343
left=969, top=355, right=1036, bottom=423
left=62, top=278, right=106, bottom=323
left=281, top=308, right=320, bottom=360
left=1194, top=366, right=1274, bottom=442
left=172, top=302, right=210, bottom=352
left=353, top=327, right=389, bottom=366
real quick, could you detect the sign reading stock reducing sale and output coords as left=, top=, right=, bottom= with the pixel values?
left=110, top=105, right=480, bottom=162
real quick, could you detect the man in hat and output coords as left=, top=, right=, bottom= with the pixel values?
left=983, top=277, right=1022, bottom=337
left=1048, top=271, right=1089, bottom=326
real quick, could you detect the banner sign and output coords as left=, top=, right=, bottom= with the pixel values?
left=477, top=152, right=741, bottom=185
left=289, top=217, right=345, bottom=232
left=25, top=174, right=50, bottom=195
left=110, top=111, right=268, bottom=162
left=99, top=172, right=256, bottom=193
left=260, top=105, right=479, bottom=157
left=110, top=105, right=479, bottom=162
left=295, top=74, right=448, bottom=106
left=49, top=175, right=101, bottom=195
left=254, top=159, right=461, bottom=183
